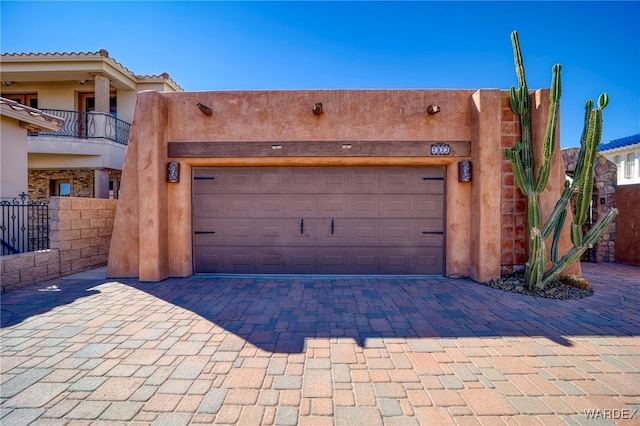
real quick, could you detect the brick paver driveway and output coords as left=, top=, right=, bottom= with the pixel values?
left=1, top=262, right=639, bottom=425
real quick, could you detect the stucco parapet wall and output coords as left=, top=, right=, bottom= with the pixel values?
left=164, top=90, right=477, bottom=142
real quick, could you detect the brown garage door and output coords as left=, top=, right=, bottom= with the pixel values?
left=193, top=167, right=445, bottom=275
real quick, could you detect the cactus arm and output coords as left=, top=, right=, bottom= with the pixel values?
left=541, top=184, right=573, bottom=239
left=506, top=144, right=529, bottom=194
left=571, top=99, right=595, bottom=188
left=525, top=228, right=545, bottom=288
left=542, top=208, right=618, bottom=285
left=570, top=222, right=584, bottom=247
left=574, top=99, right=606, bottom=227
left=510, top=32, right=535, bottom=188
left=550, top=208, right=567, bottom=263
left=534, top=64, right=562, bottom=194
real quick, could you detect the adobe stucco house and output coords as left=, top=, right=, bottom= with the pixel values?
left=107, top=88, right=575, bottom=283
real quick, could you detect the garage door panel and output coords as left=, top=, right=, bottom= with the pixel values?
left=291, top=199, right=316, bottom=215
left=194, top=246, right=443, bottom=275
left=193, top=198, right=223, bottom=217
left=416, top=196, right=444, bottom=217
left=195, top=219, right=443, bottom=247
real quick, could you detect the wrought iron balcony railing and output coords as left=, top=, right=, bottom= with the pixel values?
left=31, top=109, right=130, bottom=146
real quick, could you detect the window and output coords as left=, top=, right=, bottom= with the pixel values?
left=109, top=179, right=120, bottom=199
left=626, top=153, right=636, bottom=180
left=1, top=93, right=38, bottom=108
left=50, top=180, right=71, bottom=197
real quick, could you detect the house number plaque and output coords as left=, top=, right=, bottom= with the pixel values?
left=430, top=143, right=451, bottom=155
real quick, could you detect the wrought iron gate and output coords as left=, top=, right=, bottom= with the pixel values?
left=0, top=193, right=49, bottom=256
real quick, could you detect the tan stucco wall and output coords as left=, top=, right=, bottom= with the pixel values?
left=108, top=89, right=556, bottom=282
left=1, top=116, right=28, bottom=198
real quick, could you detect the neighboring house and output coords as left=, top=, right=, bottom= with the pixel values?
left=1, top=98, right=64, bottom=199
left=1, top=98, right=64, bottom=255
left=598, top=133, right=640, bottom=186
left=0, top=49, right=183, bottom=200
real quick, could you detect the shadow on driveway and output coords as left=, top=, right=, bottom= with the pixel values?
left=2, top=262, right=639, bottom=353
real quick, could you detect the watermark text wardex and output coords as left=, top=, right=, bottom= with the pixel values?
left=584, top=409, right=638, bottom=420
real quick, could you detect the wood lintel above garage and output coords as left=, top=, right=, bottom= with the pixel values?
left=168, top=140, right=471, bottom=158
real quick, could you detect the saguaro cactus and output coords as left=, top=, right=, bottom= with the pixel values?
left=505, top=31, right=618, bottom=290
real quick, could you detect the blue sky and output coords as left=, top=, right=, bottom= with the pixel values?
left=1, top=1, right=638, bottom=148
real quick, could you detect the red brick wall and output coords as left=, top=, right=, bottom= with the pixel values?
left=500, top=92, right=527, bottom=275
left=615, top=184, right=640, bottom=266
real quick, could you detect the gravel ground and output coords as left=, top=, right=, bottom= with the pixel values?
left=481, top=274, right=594, bottom=300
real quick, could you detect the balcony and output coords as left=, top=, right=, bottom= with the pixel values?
left=30, top=109, right=130, bottom=146
left=26, top=109, right=129, bottom=171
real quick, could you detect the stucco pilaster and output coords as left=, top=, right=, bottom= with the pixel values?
left=531, top=89, right=581, bottom=277
left=107, top=91, right=169, bottom=280
left=106, top=124, right=139, bottom=277
left=136, top=91, right=170, bottom=282
left=469, top=90, right=502, bottom=282
left=445, top=162, right=471, bottom=277
left=168, top=162, right=193, bottom=277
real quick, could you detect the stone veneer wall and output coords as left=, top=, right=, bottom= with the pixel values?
left=29, top=169, right=95, bottom=199
left=28, top=169, right=123, bottom=200
left=0, top=197, right=117, bottom=292
left=500, top=93, right=527, bottom=275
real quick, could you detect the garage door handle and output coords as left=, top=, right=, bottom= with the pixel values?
left=195, top=231, right=216, bottom=234
left=300, top=219, right=304, bottom=235
left=331, top=219, right=335, bottom=235
left=422, top=231, right=444, bottom=235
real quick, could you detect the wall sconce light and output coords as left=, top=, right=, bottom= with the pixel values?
left=313, top=102, right=324, bottom=115
left=2, top=81, right=15, bottom=87
left=458, top=160, right=472, bottom=182
left=167, top=161, right=180, bottom=183
left=427, top=104, right=441, bottom=115
left=197, top=102, right=213, bottom=116
left=77, top=80, right=88, bottom=85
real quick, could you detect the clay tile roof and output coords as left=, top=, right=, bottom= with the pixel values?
left=1, top=50, right=183, bottom=91
left=0, top=97, right=65, bottom=130
left=598, top=133, right=640, bottom=151
left=1, top=50, right=109, bottom=60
